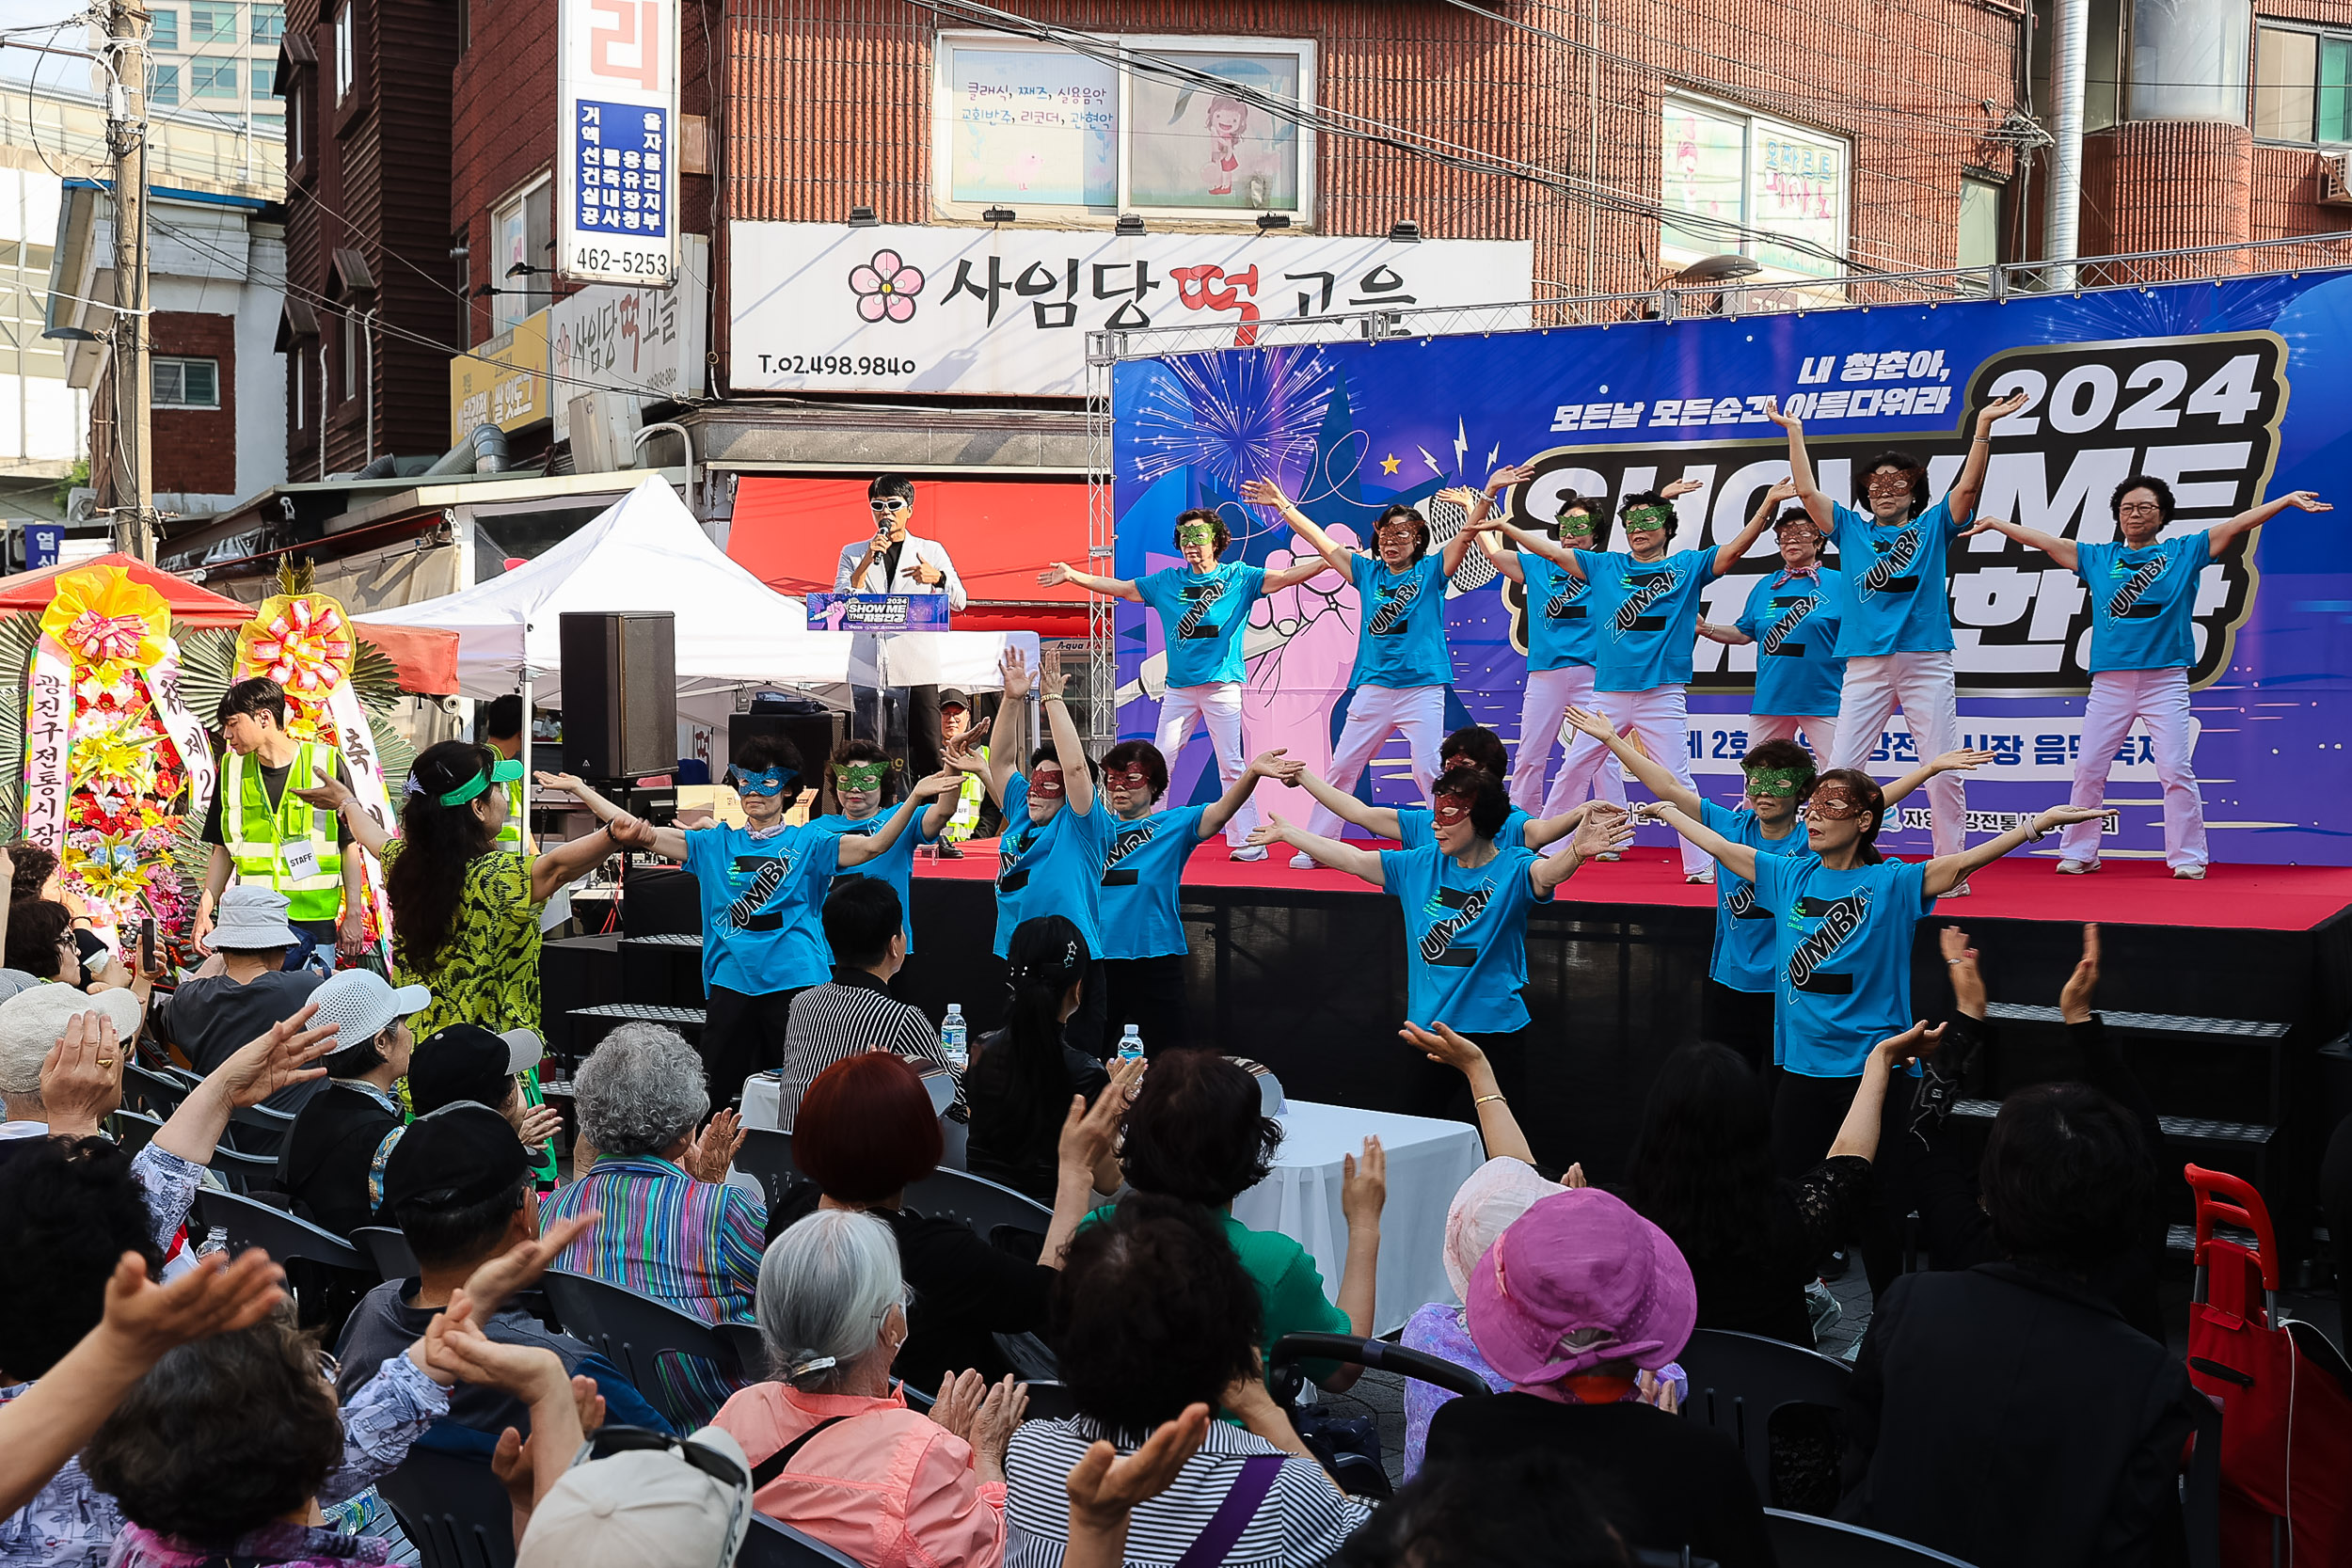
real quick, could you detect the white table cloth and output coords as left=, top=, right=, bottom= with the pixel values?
left=1231, top=1099, right=1486, bottom=1338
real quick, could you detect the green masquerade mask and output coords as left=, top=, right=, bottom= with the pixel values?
left=832, top=760, right=892, bottom=792
left=1623, top=504, right=1677, bottom=532
left=1553, top=512, right=1597, bottom=537
left=1743, top=766, right=1808, bottom=800
left=1177, top=521, right=1218, bottom=549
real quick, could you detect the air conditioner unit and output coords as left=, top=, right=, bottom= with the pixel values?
left=2321, top=150, right=2352, bottom=207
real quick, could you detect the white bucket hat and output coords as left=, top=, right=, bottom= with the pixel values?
left=308, top=968, right=431, bottom=1056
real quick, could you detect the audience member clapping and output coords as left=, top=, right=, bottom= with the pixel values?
left=963, top=915, right=1112, bottom=1204
left=542, top=1023, right=760, bottom=1424
left=1114, top=1048, right=1384, bottom=1393
left=1627, top=1025, right=1931, bottom=1347
left=1005, top=1192, right=1374, bottom=1562
left=337, top=1102, right=673, bottom=1446
left=768, top=1049, right=1135, bottom=1393
left=158, top=888, right=326, bottom=1112
left=1423, top=1188, right=1772, bottom=1568
left=714, top=1208, right=1021, bottom=1566
left=1841, top=1078, right=2203, bottom=1565
left=279, top=969, right=429, bottom=1237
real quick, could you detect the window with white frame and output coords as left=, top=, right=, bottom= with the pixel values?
left=1958, top=175, right=2001, bottom=272
left=1661, top=98, right=1849, bottom=280
left=490, top=174, right=551, bottom=335
left=189, top=1, right=236, bottom=43
left=333, top=4, right=354, bottom=102
left=151, top=65, right=180, bottom=106
left=2255, top=23, right=2352, bottom=143
left=150, top=8, right=178, bottom=48
left=153, top=356, right=220, bottom=408
left=193, top=59, right=238, bottom=99
left=932, top=33, right=1315, bottom=221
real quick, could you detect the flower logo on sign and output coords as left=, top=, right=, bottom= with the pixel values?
left=849, top=251, right=924, bottom=324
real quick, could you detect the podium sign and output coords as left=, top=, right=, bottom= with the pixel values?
left=806, top=593, right=951, bottom=632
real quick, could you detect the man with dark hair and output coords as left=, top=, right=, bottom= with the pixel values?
left=744, top=878, right=948, bottom=1132
left=479, top=693, right=532, bottom=854
left=1774, top=390, right=2027, bottom=863
left=197, top=676, right=365, bottom=968
left=337, top=1101, right=672, bottom=1457
left=834, top=473, right=967, bottom=778
left=1968, top=477, right=2329, bottom=879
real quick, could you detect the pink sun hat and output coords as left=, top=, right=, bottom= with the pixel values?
left=1465, top=1187, right=1698, bottom=1385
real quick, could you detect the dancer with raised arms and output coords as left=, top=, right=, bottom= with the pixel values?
left=1695, top=487, right=1848, bottom=759
left=1467, top=482, right=1772, bottom=882
left=1564, top=705, right=1994, bottom=1068
left=804, top=738, right=959, bottom=952
left=1772, top=390, right=2029, bottom=864
left=1270, top=723, right=1606, bottom=856
left=1093, top=739, right=1296, bottom=1055
left=1040, top=508, right=1331, bottom=863
left=1239, top=478, right=1481, bottom=870
left=1248, top=769, right=1633, bottom=1114
left=1964, top=479, right=2329, bottom=879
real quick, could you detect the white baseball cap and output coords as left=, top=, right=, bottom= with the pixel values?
left=516, top=1425, right=754, bottom=1568
left=307, top=968, right=431, bottom=1055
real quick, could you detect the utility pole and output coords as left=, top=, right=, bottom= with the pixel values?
left=105, top=0, right=153, bottom=562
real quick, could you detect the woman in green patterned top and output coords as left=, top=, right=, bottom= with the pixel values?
left=298, top=738, right=638, bottom=1181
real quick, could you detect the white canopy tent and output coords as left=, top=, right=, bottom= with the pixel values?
left=356, top=478, right=1035, bottom=801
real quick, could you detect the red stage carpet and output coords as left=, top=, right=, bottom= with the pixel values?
left=915, top=842, right=2352, bottom=932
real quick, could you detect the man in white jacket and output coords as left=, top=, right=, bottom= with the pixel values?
left=834, top=473, right=968, bottom=776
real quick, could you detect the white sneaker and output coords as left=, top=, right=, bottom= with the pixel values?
left=1684, top=870, right=1714, bottom=886
left=2173, top=864, right=2207, bottom=880
left=2057, top=860, right=2099, bottom=875
left=1289, top=851, right=1316, bottom=871
left=1229, top=845, right=1267, bottom=863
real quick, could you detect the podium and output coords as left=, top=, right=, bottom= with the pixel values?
left=805, top=592, right=952, bottom=632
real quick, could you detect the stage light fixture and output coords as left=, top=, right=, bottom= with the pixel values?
left=1389, top=221, right=1422, bottom=243
left=1115, top=214, right=1145, bottom=235
left=983, top=206, right=1017, bottom=224
left=848, top=206, right=880, bottom=228
left=1256, top=214, right=1291, bottom=230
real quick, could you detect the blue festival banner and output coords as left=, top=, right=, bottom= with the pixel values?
left=1110, top=269, right=2352, bottom=864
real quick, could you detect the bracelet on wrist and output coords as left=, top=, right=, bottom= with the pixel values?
left=1473, top=1093, right=1507, bottom=1106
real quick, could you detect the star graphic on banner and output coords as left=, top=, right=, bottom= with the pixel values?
left=1379, top=453, right=1402, bottom=475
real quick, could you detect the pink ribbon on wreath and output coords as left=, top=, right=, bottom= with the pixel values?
left=64, top=610, right=152, bottom=661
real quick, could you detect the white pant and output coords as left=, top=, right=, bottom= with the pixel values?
left=1828, top=651, right=1965, bottom=857
left=1306, top=684, right=1446, bottom=840
left=1156, top=681, right=1257, bottom=846
left=1546, top=685, right=1712, bottom=877
left=1509, top=665, right=1629, bottom=816
left=1749, top=712, right=1838, bottom=760
left=2058, top=667, right=2206, bottom=869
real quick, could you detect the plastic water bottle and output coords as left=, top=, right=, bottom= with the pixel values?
left=940, top=1004, right=968, bottom=1071
left=196, top=1227, right=230, bottom=1259
left=1119, top=1024, right=1145, bottom=1065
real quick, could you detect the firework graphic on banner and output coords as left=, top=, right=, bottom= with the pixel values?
left=1127, top=346, right=1334, bottom=492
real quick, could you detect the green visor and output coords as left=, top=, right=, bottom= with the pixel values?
left=436, top=757, right=524, bottom=807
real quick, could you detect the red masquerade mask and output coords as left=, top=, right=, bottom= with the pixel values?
left=1031, top=768, right=1067, bottom=800
left=1432, top=792, right=1475, bottom=827
left=1807, top=788, right=1867, bottom=820
left=1104, top=765, right=1154, bottom=793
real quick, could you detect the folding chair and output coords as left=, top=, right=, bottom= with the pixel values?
left=900, top=1166, right=1052, bottom=1250
left=225, top=1102, right=298, bottom=1160
left=122, top=1063, right=191, bottom=1118
left=375, top=1446, right=516, bottom=1568
left=539, top=1269, right=746, bottom=1433
left=194, top=1188, right=369, bottom=1274
left=351, top=1226, right=421, bottom=1280
left=734, top=1127, right=797, bottom=1208
left=109, top=1108, right=165, bottom=1154
left=205, top=1142, right=283, bottom=1196
left=1762, top=1510, right=1978, bottom=1565
left=736, top=1514, right=863, bottom=1568
left=1268, top=1332, right=1494, bottom=1500
left=719, top=1320, right=769, bottom=1381
left=1677, top=1327, right=1852, bottom=1504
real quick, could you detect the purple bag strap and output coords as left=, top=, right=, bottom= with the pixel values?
left=1172, top=1452, right=1285, bottom=1568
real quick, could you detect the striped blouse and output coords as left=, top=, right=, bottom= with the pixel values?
left=541, top=1153, right=767, bottom=1425
left=1003, top=1416, right=1371, bottom=1567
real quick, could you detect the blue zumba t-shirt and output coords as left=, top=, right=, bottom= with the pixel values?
left=809, top=808, right=940, bottom=952
left=1377, top=842, right=1552, bottom=1034
left=1135, top=562, right=1268, bottom=689
left=1098, top=803, right=1209, bottom=960
left=1753, top=853, right=1935, bottom=1077
left=1832, top=499, right=1966, bottom=657
left=1699, top=798, right=1815, bottom=995
left=1348, top=553, right=1453, bottom=689
left=1396, top=806, right=1530, bottom=852
left=993, top=770, right=1116, bottom=959
left=1520, top=551, right=1601, bottom=671
left=1581, top=547, right=1717, bottom=692
left=1736, top=569, right=1847, bottom=720
left=2074, top=533, right=2206, bottom=673
left=683, top=822, right=844, bottom=996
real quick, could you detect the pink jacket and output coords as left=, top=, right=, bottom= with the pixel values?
left=712, top=1383, right=1008, bottom=1568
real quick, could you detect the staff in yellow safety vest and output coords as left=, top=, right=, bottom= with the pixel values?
left=196, top=677, right=369, bottom=971
left=480, top=693, right=535, bottom=854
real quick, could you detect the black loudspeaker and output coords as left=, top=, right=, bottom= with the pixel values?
left=559, top=611, right=677, bottom=781
left=727, top=709, right=845, bottom=811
